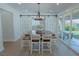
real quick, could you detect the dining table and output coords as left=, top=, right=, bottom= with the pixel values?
left=30, top=30, right=53, bottom=41
left=30, top=30, right=51, bottom=47
left=31, top=30, right=52, bottom=35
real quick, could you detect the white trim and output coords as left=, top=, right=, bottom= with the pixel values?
left=3, top=39, right=18, bottom=42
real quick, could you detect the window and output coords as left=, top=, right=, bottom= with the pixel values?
left=60, top=9, right=79, bottom=53
left=32, top=19, right=40, bottom=30
left=32, top=17, right=44, bottom=31
left=64, top=15, right=71, bottom=41
left=71, top=10, right=79, bottom=43
left=58, top=16, right=63, bottom=38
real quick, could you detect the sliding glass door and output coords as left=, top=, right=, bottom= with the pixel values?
left=59, top=8, right=79, bottom=53
left=64, top=14, right=71, bottom=42
left=71, top=9, right=79, bottom=44
left=62, top=9, right=79, bottom=47
left=58, top=16, right=63, bottom=39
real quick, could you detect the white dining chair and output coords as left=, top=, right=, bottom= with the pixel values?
left=21, top=33, right=30, bottom=49
left=52, top=34, right=58, bottom=50
left=42, top=34, right=52, bottom=55
left=30, top=34, right=41, bottom=54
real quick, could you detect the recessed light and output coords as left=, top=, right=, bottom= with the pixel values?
left=56, top=3, right=59, bottom=5
left=18, top=3, right=22, bottom=5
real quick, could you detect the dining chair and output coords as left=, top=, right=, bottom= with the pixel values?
left=30, top=34, right=41, bottom=54
left=21, top=33, right=30, bottom=49
left=52, top=34, right=58, bottom=50
left=42, top=34, right=52, bottom=55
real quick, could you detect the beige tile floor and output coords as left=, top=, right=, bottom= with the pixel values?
left=0, top=39, right=78, bottom=56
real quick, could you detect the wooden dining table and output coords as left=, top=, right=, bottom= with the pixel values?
left=30, top=30, right=53, bottom=40
left=31, top=30, right=52, bottom=35
left=24, top=30, right=56, bottom=40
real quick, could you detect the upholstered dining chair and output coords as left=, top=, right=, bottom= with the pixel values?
left=21, top=33, right=30, bottom=49
left=52, top=34, right=58, bottom=50
left=42, top=34, right=52, bottom=55
left=30, top=34, right=41, bottom=54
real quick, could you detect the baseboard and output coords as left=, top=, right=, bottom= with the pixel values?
left=3, top=38, right=21, bottom=42
left=4, top=40, right=15, bottom=42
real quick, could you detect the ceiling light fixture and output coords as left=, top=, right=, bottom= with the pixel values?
left=34, top=3, right=44, bottom=20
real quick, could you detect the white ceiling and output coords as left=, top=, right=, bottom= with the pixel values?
left=7, top=3, right=78, bottom=15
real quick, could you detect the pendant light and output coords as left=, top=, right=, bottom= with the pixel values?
left=34, top=3, right=44, bottom=20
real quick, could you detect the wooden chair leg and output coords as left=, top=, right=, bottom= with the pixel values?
left=42, top=42, right=43, bottom=55
left=39, top=42, right=40, bottom=54
left=30, top=42, right=32, bottom=55
left=50, top=42, right=52, bottom=55
left=21, top=40, right=24, bottom=48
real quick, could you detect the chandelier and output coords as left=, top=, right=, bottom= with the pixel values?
left=34, top=3, right=44, bottom=20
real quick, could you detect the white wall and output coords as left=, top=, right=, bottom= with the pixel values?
left=0, top=10, right=4, bottom=52
left=0, top=4, right=21, bottom=52
left=1, top=10, right=14, bottom=42
left=13, top=13, right=21, bottom=40
left=45, top=16, right=57, bottom=33
left=0, top=4, right=21, bottom=41
left=0, top=4, right=21, bottom=53
left=21, top=16, right=32, bottom=34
